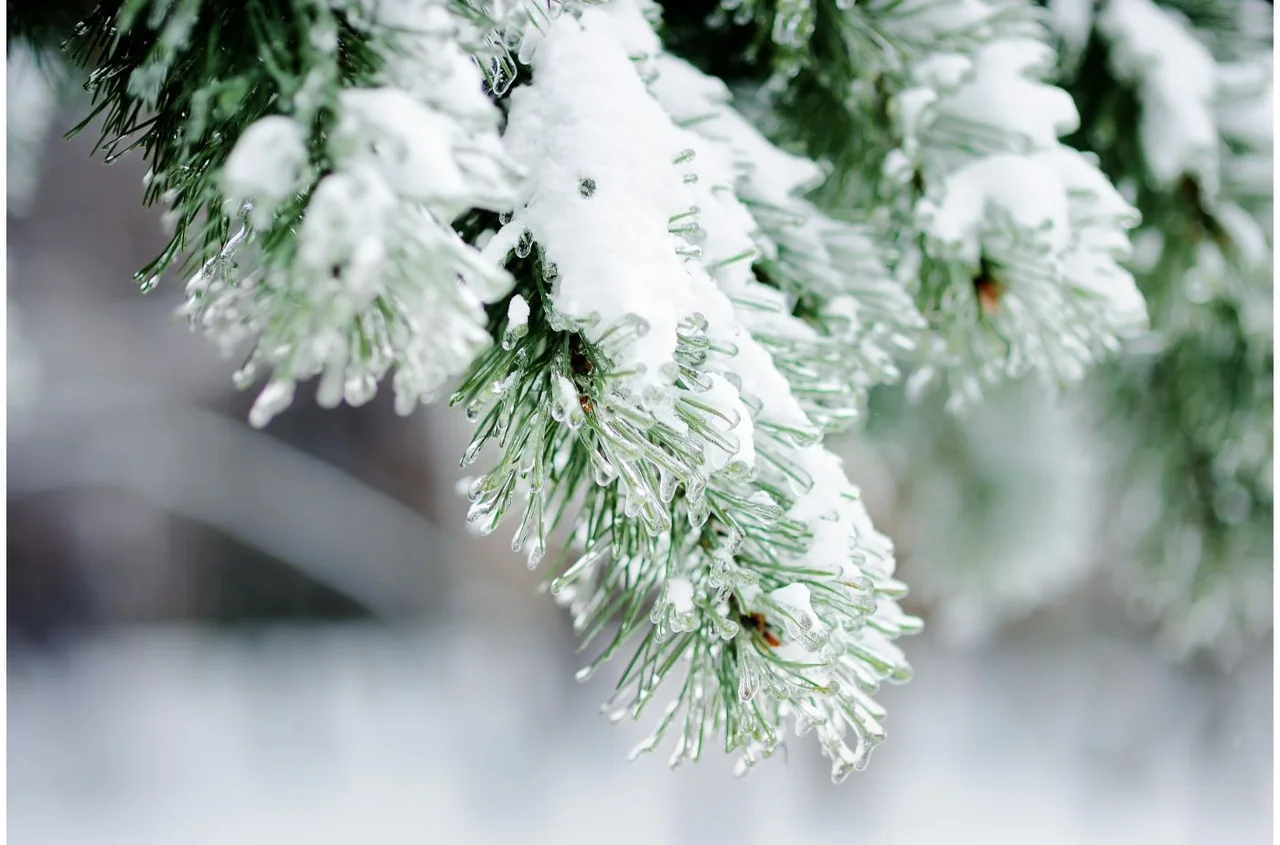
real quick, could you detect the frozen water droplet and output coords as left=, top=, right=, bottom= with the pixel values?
left=578, top=177, right=596, bottom=198
left=514, top=229, right=533, bottom=259
left=232, top=363, right=258, bottom=390
left=248, top=379, right=295, bottom=428
left=461, top=439, right=484, bottom=467
left=687, top=496, right=710, bottom=529
left=344, top=374, right=376, bottom=406
left=738, top=663, right=761, bottom=703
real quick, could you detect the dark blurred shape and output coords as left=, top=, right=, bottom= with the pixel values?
left=7, top=0, right=107, bottom=50
left=7, top=497, right=96, bottom=651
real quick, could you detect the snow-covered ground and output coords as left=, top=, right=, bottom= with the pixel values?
left=8, top=619, right=1271, bottom=845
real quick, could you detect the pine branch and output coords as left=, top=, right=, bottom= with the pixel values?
left=1057, top=0, right=1273, bottom=661
left=667, top=0, right=1148, bottom=409
left=453, top=3, right=921, bottom=780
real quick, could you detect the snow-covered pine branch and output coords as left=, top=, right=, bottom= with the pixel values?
left=1056, top=0, right=1274, bottom=662
left=687, top=0, right=1148, bottom=410
left=879, top=0, right=1147, bottom=408
left=44, top=0, right=1265, bottom=775
left=184, top=0, right=522, bottom=426
left=457, top=2, right=919, bottom=781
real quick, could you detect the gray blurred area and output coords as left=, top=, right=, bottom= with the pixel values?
left=7, top=92, right=1272, bottom=843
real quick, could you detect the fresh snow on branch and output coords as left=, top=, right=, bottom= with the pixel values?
left=184, top=0, right=522, bottom=427
left=458, top=3, right=919, bottom=781
left=878, top=0, right=1146, bottom=408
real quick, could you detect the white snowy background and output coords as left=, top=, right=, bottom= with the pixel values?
left=7, top=78, right=1272, bottom=845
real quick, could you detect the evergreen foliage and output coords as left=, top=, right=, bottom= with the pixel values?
left=9, top=0, right=1269, bottom=779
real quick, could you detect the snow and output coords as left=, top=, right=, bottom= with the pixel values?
left=10, top=623, right=1269, bottom=845
left=1043, top=147, right=1147, bottom=331
left=221, top=116, right=309, bottom=229
left=498, top=8, right=765, bottom=483
left=193, top=1, right=523, bottom=427
left=506, top=294, right=530, bottom=331
left=936, top=39, right=1080, bottom=148
left=770, top=583, right=819, bottom=624
left=666, top=577, right=694, bottom=614
left=1048, top=0, right=1097, bottom=66
left=335, top=88, right=470, bottom=206
left=1216, top=57, right=1273, bottom=183
left=501, top=13, right=715, bottom=398
left=919, top=153, right=1072, bottom=263
left=1098, top=0, right=1219, bottom=190
left=888, top=1, right=1149, bottom=402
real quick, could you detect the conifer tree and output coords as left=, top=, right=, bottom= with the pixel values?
left=7, top=0, right=1263, bottom=780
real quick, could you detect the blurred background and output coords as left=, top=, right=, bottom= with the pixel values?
left=7, top=46, right=1273, bottom=845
